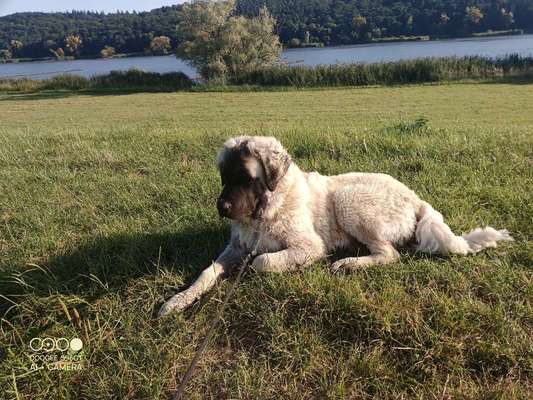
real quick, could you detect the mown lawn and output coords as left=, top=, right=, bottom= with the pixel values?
left=0, top=83, right=532, bottom=399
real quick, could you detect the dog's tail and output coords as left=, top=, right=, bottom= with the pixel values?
left=415, top=202, right=513, bottom=255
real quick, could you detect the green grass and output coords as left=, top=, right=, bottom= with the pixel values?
left=0, top=83, right=532, bottom=399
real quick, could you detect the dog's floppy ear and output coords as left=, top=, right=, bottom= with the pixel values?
left=216, top=136, right=250, bottom=178
left=250, top=137, right=291, bottom=192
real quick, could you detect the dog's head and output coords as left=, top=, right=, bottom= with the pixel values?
left=216, top=136, right=291, bottom=221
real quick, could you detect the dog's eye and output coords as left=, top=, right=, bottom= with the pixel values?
left=244, top=176, right=256, bottom=186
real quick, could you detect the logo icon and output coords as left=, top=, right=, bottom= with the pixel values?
left=29, top=337, right=83, bottom=352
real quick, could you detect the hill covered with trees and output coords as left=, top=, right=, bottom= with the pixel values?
left=238, top=0, right=533, bottom=45
left=1, top=0, right=532, bottom=60
left=0, top=7, right=182, bottom=59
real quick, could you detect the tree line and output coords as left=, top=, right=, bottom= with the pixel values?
left=0, top=7, right=181, bottom=59
left=1, top=0, right=532, bottom=60
left=238, top=0, right=533, bottom=45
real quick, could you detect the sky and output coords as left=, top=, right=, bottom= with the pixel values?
left=0, top=1, right=184, bottom=16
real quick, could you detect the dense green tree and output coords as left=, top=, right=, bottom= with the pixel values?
left=177, top=0, right=281, bottom=80
left=150, top=36, right=172, bottom=55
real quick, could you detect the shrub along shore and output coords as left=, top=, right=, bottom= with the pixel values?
left=1, top=55, right=532, bottom=93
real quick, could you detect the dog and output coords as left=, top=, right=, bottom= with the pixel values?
left=158, top=136, right=512, bottom=316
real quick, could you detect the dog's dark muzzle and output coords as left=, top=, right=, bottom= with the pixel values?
left=217, top=198, right=232, bottom=218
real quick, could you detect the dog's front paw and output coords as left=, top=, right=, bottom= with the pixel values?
left=330, top=258, right=357, bottom=274
left=251, top=253, right=280, bottom=273
left=330, top=259, right=347, bottom=274
left=331, top=257, right=360, bottom=274
left=158, top=291, right=193, bottom=317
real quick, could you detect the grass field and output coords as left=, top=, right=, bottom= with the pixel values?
left=0, top=83, right=532, bottom=399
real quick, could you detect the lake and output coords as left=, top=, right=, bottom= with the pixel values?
left=1, top=34, right=532, bottom=80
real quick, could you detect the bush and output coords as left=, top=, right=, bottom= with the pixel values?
left=42, top=74, right=91, bottom=90
left=0, top=78, right=40, bottom=91
left=91, top=69, right=194, bottom=90
left=100, top=45, right=116, bottom=58
left=0, top=49, right=12, bottom=60
left=176, top=0, right=281, bottom=81
left=0, top=70, right=194, bottom=92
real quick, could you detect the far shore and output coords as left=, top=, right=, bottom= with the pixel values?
left=1, top=29, right=527, bottom=65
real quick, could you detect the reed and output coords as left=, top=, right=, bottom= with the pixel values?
left=232, top=55, right=533, bottom=86
left=0, top=69, right=193, bottom=92
left=91, top=69, right=193, bottom=90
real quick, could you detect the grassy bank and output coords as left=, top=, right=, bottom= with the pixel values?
left=1, top=55, right=533, bottom=93
left=0, top=83, right=532, bottom=399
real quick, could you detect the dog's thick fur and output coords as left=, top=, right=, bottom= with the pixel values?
left=159, top=136, right=512, bottom=316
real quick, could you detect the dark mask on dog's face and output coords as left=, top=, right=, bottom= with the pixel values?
left=216, top=146, right=268, bottom=221
left=216, top=138, right=292, bottom=222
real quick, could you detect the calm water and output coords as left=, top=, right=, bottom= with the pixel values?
left=283, top=34, right=533, bottom=66
left=1, top=34, right=532, bottom=80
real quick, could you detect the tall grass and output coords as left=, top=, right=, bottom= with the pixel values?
left=0, top=69, right=194, bottom=92
left=232, top=55, right=533, bottom=86
left=92, top=69, right=194, bottom=90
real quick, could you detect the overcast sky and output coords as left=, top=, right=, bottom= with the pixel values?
left=0, top=1, right=184, bottom=16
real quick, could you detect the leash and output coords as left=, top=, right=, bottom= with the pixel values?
left=172, top=250, right=257, bottom=400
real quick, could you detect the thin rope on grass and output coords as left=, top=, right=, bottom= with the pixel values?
left=172, top=250, right=257, bottom=400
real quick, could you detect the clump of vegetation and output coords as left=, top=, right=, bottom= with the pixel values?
left=92, top=69, right=194, bottom=90
left=149, top=36, right=172, bottom=55
left=41, top=74, right=91, bottom=90
left=100, top=45, right=116, bottom=58
left=0, top=78, right=39, bottom=91
left=0, top=40, right=23, bottom=61
left=50, top=47, right=65, bottom=60
left=65, top=34, right=82, bottom=56
left=0, top=70, right=194, bottom=92
left=176, top=0, right=281, bottom=81
left=232, top=55, right=533, bottom=86
left=391, top=116, right=430, bottom=136
left=0, top=48, right=11, bottom=61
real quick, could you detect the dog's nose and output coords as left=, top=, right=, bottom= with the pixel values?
left=217, top=199, right=232, bottom=217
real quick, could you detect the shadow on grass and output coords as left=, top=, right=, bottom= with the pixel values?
left=0, top=88, right=189, bottom=101
left=0, top=222, right=438, bottom=320
left=481, top=75, right=533, bottom=85
left=0, top=224, right=229, bottom=317
left=0, top=90, right=81, bottom=101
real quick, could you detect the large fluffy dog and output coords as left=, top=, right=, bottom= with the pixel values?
left=159, top=136, right=512, bottom=316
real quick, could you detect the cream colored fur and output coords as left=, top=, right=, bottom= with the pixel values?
left=158, top=136, right=513, bottom=316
